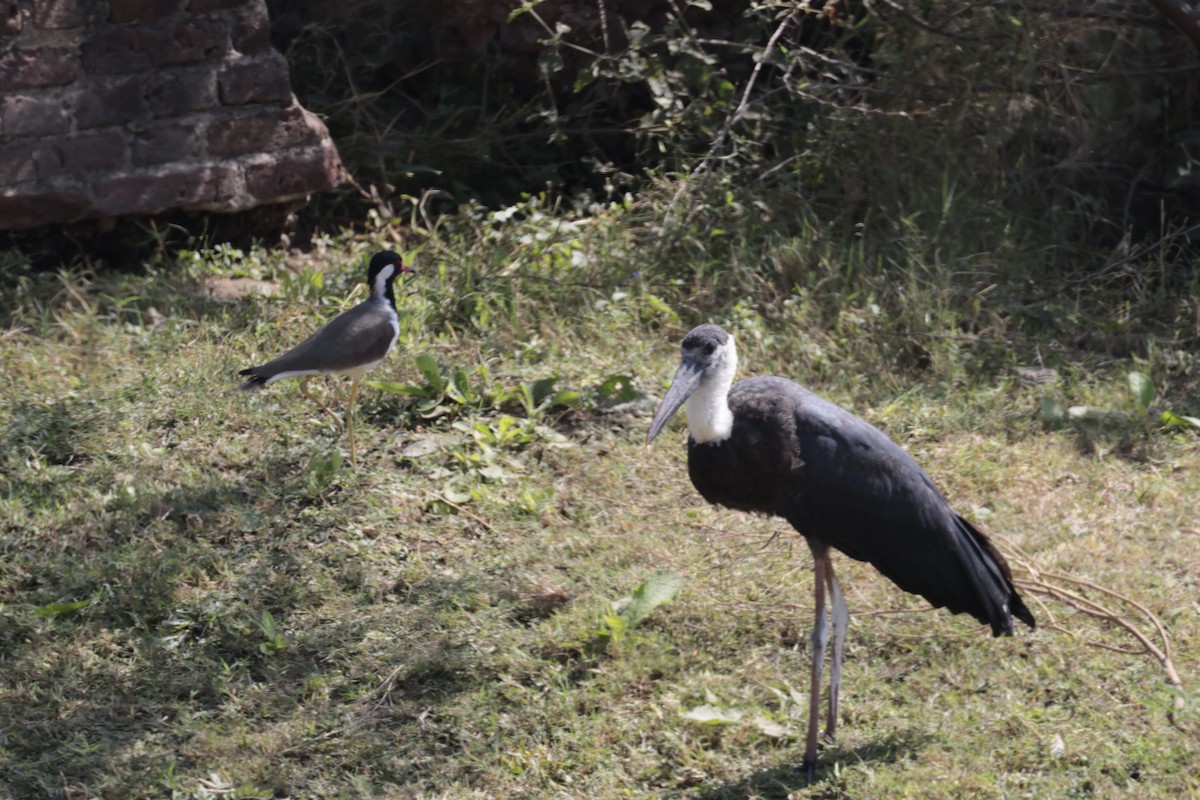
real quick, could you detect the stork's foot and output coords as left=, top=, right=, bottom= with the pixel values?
left=800, top=757, right=818, bottom=782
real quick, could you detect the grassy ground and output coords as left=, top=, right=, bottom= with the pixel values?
left=1, top=220, right=1198, bottom=799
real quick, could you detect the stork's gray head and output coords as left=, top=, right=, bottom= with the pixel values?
left=646, top=324, right=738, bottom=444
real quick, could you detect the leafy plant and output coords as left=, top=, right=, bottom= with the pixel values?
left=1128, top=371, right=1200, bottom=430
left=589, top=570, right=684, bottom=651
left=304, top=449, right=345, bottom=493
left=254, top=610, right=287, bottom=655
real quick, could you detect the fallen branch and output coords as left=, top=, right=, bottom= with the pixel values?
left=993, top=532, right=1189, bottom=730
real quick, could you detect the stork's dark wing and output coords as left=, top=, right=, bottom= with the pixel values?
left=707, top=377, right=1033, bottom=635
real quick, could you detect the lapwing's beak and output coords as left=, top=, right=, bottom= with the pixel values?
left=646, top=357, right=704, bottom=444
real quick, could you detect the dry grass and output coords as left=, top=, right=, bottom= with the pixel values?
left=0, top=232, right=1197, bottom=800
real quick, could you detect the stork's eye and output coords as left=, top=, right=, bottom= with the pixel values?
left=703, top=342, right=716, bottom=355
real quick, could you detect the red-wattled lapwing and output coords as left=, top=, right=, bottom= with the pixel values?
left=646, top=323, right=1034, bottom=777
left=239, top=250, right=412, bottom=465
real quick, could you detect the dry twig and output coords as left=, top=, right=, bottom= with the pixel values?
left=992, top=532, right=1189, bottom=730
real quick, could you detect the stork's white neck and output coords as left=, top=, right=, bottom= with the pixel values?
left=686, top=336, right=737, bottom=443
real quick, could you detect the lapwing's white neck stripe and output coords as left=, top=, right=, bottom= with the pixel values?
left=372, top=264, right=396, bottom=299
left=687, top=336, right=737, bottom=443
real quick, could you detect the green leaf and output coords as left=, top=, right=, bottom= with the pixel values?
left=596, top=374, right=637, bottom=405
left=1160, top=410, right=1200, bottom=429
left=549, top=389, right=581, bottom=407
left=1128, top=371, right=1155, bottom=412
left=449, top=367, right=477, bottom=404
left=752, top=716, right=791, bottom=738
left=34, top=599, right=91, bottom=618
left=603, top=613, right=628, bottom=644
left=415, top=354, right=444, bottom=393
left=641, top=293, right=679, bottom=323
left=442, top=483, right=473, bottom=504
left=528, top=377, right=559, bottom=408
left=369, top=381, right=429, bottom=398
left=621, top=570, right=684, bottom=630
left=1038, top=395, right=1065, bottom=423
left=682, top=704, right=743, bottom=725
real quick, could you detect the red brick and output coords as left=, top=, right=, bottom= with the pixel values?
left=82, top=18, right=227, bottom=74
left=131, top=118, right=205, bottom=166
left=0, top=46, right=80, bottom=90
left=207, top=106, right=320, bottom=157
left=244, top=147, right=341, bottom=201
left=31, top=0, right=106, bottom=29
left=1, top=94, right=70, bottom=136
left=76, top=76, right=145, bottom=129
left=0, top=189, right=89, bottom=229
left=91, top=164, right=237, bottom=215
left=218, top=54, right=292, bottom=106
left=2, top=1, right=21, bottom=36
left=109, top=0, right=186, bottom=23
left=31, top=133, right=128, bottom=179
left=0, top=141, right=39, bottom=185
left=142, top=68, right=217, bottom=117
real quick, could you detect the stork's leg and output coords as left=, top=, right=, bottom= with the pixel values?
left=299, top=376, right=342, bottom=426
left=345, top=376, right=363, bottom=466
left=803, top=543, right=831, bottom=777
left=824, top=557, right=848, bottom=741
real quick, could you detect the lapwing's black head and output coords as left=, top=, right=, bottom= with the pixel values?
left=646, top=323, right=738, bottom=444
left=366, top=250, right=412, bottom=304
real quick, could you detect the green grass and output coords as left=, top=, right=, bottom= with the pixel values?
left=1, top=220, right=1198, bottom=799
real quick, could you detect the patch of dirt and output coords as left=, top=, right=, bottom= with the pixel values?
left=198, top=276, right=280, bottom=301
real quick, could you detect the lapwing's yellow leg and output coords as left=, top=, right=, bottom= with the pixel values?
left=345, top=376, right=363, bottom=466
left=300, top=376, right=343, bottom=427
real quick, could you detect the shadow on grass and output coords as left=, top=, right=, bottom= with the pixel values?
left=690, top=728, right=934, bottom=800
left=0, top=450, right=481, bottom=797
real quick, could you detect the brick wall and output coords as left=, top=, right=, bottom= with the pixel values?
left=0, top=0, right=342, bottom=231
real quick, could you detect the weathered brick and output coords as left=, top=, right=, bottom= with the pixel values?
left=2, top=1, right=21, bottom=36
left=207, top=106, right=320, bottom=157
left=0, top=46, right=80, bottom=90
left=142, top=68, right=217, bottom=117
left=0, top=188, right=89, bottom=229
left=244, top=147, right=341, bottom=201
left=0, top=141, right=39, bottom=185
left=110, top=0, right=186, bottom=23
left=31, top=0, right=106, bottom=29
left=82, top=18, right=227, bottom=74
left=131, top=118, right=204, bottom=166
left=31, top=132, right=128, bottom=179
left=229, top=4, right=269, bottom=54
left=76, top=76, right=145, bottom=129
left=218, top=53, right=292, bottom=106
left=1, top=94, right=69, bottom=136
left=91, top=164, right=236, bottom=214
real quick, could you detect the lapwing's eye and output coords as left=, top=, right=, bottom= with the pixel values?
left=703, top=342, right=716, bottom=355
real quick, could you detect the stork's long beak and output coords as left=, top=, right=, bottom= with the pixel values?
left=646, top=358, right=704, bottom=444
left=399, top=263, right=414, bottom=274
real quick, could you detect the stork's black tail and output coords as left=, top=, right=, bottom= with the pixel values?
left=238, top=368, right=269, bottom=391
left=954, top=515, right=1036, bottom=636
